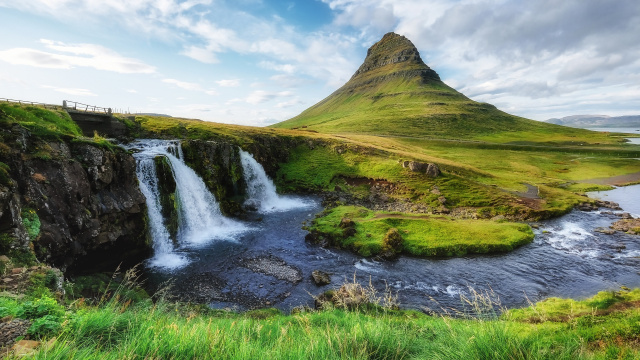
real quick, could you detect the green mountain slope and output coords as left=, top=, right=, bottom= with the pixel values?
left=272, top=33, right=611, bottom=144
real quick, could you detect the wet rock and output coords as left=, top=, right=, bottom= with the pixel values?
left=620, top=212, right=633, bottom=219
left=595, top=227, right=616, bottom=235
left=577, top=202, right=597, bottom=211
left=241, top=256, right=302, bottom=283
left=311, top=270, right=331, bottom=286
left=610, top=218, right=640, bottom=234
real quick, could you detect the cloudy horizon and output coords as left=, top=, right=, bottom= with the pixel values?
left=0, top=0, right=638, bottom=126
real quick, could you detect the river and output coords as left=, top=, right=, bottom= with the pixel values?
left=588, top=127, right=640, bottom=145
left=144, top=188, right=640, bottom=314
left=135, top=140, right=640, bottom=313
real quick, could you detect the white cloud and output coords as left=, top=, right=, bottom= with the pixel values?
left=162, top=78, right=203, bottom=91
left=0, top=39, right=155, bottom=73
left=259, top=61, right=296, bottom=74
left=42, top=85, right=97, bottom=96
left=216, top=79, right=241, bottom=87
left=245, top=90, right=293, bottom=104
left=276, top=98, right=304, bottom=108
left=126, top=89, right=138, bottom=93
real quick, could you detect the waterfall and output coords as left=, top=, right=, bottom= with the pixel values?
left=239, top=149, right=311, bottom=213
left=131, top=140, right=247, bottom=270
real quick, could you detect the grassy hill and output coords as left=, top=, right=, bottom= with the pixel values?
left=271, top=33, right=618, bottom=145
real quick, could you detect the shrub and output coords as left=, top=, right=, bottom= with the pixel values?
left=21, top=209, right=41, bottom=240
left=17, top=295, right=64, bottom=320
left=28, top=315, right=62, bottom=338
left=380, top=228, right=404, bottom=259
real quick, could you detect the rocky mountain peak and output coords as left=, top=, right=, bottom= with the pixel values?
left=351, top=32, right=434, bottom=79
left=349, top=32, right=440, bottom=84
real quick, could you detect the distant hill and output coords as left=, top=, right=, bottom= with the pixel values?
left=271, top=32, right=604, bottom=143
left=135, top=113, right=173, bottom=117
left=546, top=115, right=640, bottom=128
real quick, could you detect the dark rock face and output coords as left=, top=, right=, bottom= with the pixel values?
left=181, top=136, right=304, bottom=214
left=154, top=156, right=178, bottom=242
left=181, top=140, right=246, bottom=216
left=0, top=125, right=149, bottom=271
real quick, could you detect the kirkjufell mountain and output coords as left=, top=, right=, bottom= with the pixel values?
left=272, top=32, right=593, bottom=141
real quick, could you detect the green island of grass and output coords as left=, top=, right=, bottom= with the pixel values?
left=307, top=205, right=534, bottom=257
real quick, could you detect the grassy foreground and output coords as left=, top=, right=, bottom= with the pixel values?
left=2, top=274, right=640, bottom=359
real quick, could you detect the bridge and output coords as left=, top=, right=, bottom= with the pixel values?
left=61, top=100, right=127, bottom=137
left=1, top=98, right=126, bottom=138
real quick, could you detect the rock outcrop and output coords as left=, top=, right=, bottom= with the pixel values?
left=181, top=140, right=247, bottom=216
left=403, top=161, right=441, bottom=177
left=0, top=124, right=149, bottom=271
left=349, top=32, right=440, bottom=87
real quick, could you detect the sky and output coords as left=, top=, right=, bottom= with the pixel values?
left=0, top=0, right=639, bottom=126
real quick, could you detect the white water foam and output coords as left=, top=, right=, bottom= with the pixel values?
left=239, top=149, right=313, bottom=213
left=544, top=221, right=601, bottom=257
left=354, top=259, right=382, bottom=273
left=131, top=140, right=248, bottom=270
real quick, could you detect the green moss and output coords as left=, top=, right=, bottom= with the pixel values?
left=8, top=248, right=36, bottom=267
left=309, top=206, right=534, bottom=257
left=0, top=161, right=11, bottom=186
left=21, top=208, right=41, bottom=240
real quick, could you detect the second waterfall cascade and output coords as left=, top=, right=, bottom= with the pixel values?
left=131, top=140, right=248, bottom=270
left=239, top=149, right=312, bottom=213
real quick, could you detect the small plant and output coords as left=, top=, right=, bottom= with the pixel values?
left=28, top=314, right=63, bottom=338
left=21, top=208, right=41, bottom=240
left=316, top=274, right=398, bottom=311
left=17, top=294, right=64, bottom=320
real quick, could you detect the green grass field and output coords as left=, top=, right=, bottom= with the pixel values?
left=2, top=274, right=640, bottom=359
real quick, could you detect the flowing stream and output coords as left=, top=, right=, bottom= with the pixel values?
left=134, top=139, right=640, bottom=312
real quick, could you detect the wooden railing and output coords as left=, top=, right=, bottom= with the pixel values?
left=0, top=98, right=62, bottom=110
left=63, top=100, right=111, bottom=115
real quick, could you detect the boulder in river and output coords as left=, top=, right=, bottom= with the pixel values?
left=311, top=270, right=331, bottom=286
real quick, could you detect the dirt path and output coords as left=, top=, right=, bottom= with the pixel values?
left=580, top=171, right=640, bottom=186
left=364, top=213, right=451, bottom=221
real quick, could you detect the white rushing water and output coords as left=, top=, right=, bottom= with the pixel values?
left=132, top=140, right=248, bottom=270
left=239, top=149, right=312, bottom=213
